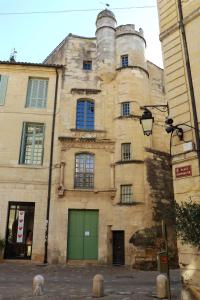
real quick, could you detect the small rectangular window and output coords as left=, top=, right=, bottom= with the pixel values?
left=0, top=75, right=8, bottom=106
left=121, top=102, right=130, bottom=116
left=121, top=143, right=131, bottom=161
left=121, top=55, right=128, bottom=67
left=19, top=123, right=45, bottom=165
left=26, top=78, right=48, bottom=108
left=83, top=61, right=92, bottom=70
left=120, top=185, right=133, bottom=204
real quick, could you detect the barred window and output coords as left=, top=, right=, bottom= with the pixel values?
left=120, top=185, right=133, bottom=204
left=74, top=153, right=94, bottom=189
left=83, top=60, right=92, bottom=70
left=121, top=55, right=128, bottom=67
left=76, top=99, right=94, bottom=130
left=26, top=78, right=48, bottom=108
left=20, top=123, right=45, bottom=165
left=121, top=143, right=131, bottom=161
left=121, top=102, right=130, bottom=116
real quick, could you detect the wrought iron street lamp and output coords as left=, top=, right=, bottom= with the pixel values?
left=140, top=109, right=154, bottom=136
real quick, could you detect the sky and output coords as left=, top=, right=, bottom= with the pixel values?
left=0, top=0, right=163, bottom=67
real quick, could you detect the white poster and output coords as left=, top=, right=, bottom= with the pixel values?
left=16, top=211, right=25, bottom=243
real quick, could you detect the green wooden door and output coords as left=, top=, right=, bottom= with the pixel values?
left=67, top=210, right=98, bottom=260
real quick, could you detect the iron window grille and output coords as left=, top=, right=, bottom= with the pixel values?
left=76, top=99, right=94, bottom=130
left=121, top=143, right=131, bottom=161
left=26, top=77, right=48, bottom=108
left=121, top=102, right=130, bottom=116
left=83, top=61, right=92, bottom=70
left=20, top=123, right=45, bottom=165
left=74, top=153, right=94, bottom=189
left=120, top=185, right=133, bottom=204
left=121, top=55, right=129, bottom=67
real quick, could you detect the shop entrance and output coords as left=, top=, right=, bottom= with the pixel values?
left=4, top=202, right=35, bottom=259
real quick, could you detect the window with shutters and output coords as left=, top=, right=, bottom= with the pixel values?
left=120, top=185, right=133, bottom=204
left=0, top=75, right=8, bottom=106
left=19, top=123, right=45, bottom=165
left=121, top=143, right=131, bottom=161
left=76, top=99, right=94, bottom=130
left=26, top=78, right=48, bottom=108
left=74, top=153, right=94, bottom=189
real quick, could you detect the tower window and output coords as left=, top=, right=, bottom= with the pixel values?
left=121, top=55, right=128, bottom=67
left=83, top=61, right=92, bottom=70
left=121, top=102, right=130, bottom=117
left=120, top=185, right=133, bottom=204
left=121, top=143, right=131, bottom=161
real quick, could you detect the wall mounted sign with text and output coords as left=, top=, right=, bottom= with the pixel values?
left=175, top=165, right=192, bottom=178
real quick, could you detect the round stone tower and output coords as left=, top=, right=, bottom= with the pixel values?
left=116, top=24, right=147, bottom=70
left=96, top=9, right=116, bottom=81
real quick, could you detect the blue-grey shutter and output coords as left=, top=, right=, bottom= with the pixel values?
left=26, top=78, right=48, bottom=108
left=0, top=75, right=8, bottom=105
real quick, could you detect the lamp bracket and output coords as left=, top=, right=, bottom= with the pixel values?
left=140, top=104, right=169, bottom=113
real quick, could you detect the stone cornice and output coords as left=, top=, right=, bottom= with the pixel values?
left=59, top=136, right=115, bottom=152
left=71, top=88, right=101, bottom=95
left=116, top=65, right=149, bottom=77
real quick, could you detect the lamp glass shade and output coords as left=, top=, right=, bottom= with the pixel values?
left=140, top=110, right=154, bottom=136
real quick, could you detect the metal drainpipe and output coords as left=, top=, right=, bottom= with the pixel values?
left=177, top=0, right=200, bottom=173
left=44, top=68, right=59, bottom=264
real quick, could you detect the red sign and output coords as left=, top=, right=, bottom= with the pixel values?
left=175, top=165, right=192, bottom=178
left=161, top=255, right=168, bottom=264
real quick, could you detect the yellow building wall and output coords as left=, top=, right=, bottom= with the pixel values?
left=157, top=0, right=200, bottom=298
left=0, top=64, right=61, bottom=262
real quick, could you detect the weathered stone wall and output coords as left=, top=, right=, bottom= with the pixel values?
left=44, top=9, right=174, bottom=266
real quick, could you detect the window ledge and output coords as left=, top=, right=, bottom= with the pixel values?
left=115, top=114, right=140, bottom=120
left=64, top=188, right=116, bottom=193
left=115, top=160, right=144, bottom=165
left=117, top=201, right=144, bottom=206
left=70, top=128, right=106, bottom=133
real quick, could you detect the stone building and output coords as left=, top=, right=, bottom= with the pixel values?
left=0, top=9, right=174, bottom=265
left=44, top=9, right=173, bottom=265
left=157, top=0, right=200, bottom=298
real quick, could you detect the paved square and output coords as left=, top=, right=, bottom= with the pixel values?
left=0, top=263, right=181, bottom=299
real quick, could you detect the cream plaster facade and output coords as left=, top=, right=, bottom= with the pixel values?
left=0, top=62, right=62, bottom=262
left=157, top=0, right=200, bottom=298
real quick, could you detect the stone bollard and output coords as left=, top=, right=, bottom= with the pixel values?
left=92, top=274, right=104, bottom=298
left=33, top=275, right=45, bottom=296
left=156, top=274, right=168, bottom=299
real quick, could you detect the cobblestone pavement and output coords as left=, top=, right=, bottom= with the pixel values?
left=0, top=263, right=181, bottom=300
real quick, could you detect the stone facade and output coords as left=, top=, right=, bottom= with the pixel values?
left=0, top=9, right=174, bottom=266
left=45, top=10, right=173, bottom=266
left=157, top=0, right=200, bottom=298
